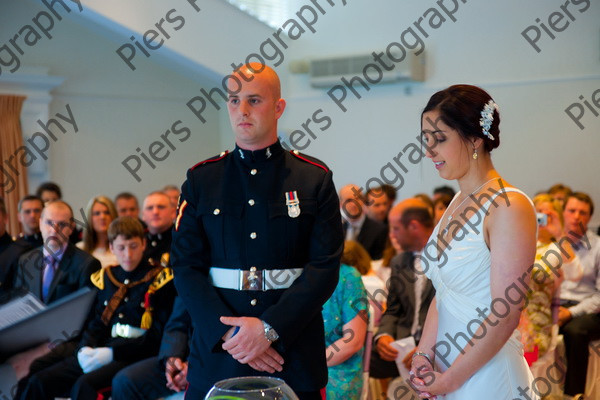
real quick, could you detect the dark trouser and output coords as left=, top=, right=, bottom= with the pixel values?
left=112, top=356, right=175, bottom=400
left=560, top=313, right=600, bottom=395
left=18, top=355, right=128, bottom=400
left=185, top=385, right=322, bottom=400
left=369, top=345, right=400, bottom=379
left=14, top=340, right=79, bottom=398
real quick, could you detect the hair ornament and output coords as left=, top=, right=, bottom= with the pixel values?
left=479, top=100, right=498, bottom=140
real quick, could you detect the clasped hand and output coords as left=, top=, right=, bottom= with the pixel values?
left=220, top=316, right=284, bottom=373
left=409, top=355, right=452, bottom=399
left=165, top=357, right=188, bottom=392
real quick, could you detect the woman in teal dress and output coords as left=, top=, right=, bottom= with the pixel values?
left=322, top=263, right=369, bottom=399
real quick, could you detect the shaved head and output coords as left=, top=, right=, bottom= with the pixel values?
left=227, top=63, right=286, bottom=151
left=229, top=63, right=281, bottom=100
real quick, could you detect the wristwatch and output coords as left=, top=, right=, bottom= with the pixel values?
left=262, top=320, right=279, bottom=342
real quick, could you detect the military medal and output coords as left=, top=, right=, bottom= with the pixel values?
left=285, top=191, right=301, bottom=218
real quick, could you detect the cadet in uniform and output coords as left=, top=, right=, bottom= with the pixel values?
left=17, top=217, right=176, bottom=400
left=111, top=296, right=192, bottom=399
left=142, top=191, right=175, bottom=266
left=171, top=64, right=344, bottom=399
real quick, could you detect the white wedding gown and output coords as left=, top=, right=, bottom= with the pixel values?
left=423, top=187, right=539, bottom=400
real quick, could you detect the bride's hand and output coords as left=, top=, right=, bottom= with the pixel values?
left=409, top=355, right=440, bottom=399
left=411, top=368, right=461, bottom=399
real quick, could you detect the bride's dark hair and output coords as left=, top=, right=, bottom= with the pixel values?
left=422, top=84, right=500, bottom=153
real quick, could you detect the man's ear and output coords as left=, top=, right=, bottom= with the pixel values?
left=275, top=98, right=286, bottom=119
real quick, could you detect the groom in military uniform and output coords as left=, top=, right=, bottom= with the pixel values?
left=171, top=63, right=344, bottom=399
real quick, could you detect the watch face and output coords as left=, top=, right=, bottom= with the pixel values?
left=266, top=328, right=279, bottom=342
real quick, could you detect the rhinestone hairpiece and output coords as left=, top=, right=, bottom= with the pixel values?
left=479, top=100, right=499, bottom=140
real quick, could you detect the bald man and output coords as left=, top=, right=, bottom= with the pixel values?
left=339, top=184, right=388, bottom=260
left=370, top=199, right=436, bottom=381
left=171, top=63, right=343, bottom=399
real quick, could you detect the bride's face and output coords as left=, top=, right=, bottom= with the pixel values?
left=422, top=110, right=471, bottom=181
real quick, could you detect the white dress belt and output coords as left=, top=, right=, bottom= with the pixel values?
left=209, top=267, right=303, bottom=291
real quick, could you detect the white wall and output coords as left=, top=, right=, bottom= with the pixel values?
left=0, top=0, right=222, bottom=215
left=271, top=0, right=600, bottom=225
left=1, top=0, right=599, bottom=227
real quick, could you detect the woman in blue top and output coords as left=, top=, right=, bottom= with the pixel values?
left=322, top=262, right=369, bottom=399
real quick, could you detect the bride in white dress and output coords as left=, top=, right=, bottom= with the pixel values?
left=410, top=85, right=539, bottom=400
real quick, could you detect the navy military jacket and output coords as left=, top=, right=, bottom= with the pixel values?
left=144, top=226, right=172, bottom=266
left=81, top=261, right=176, bottom=362
left=171, top=141, right=344, bottom=394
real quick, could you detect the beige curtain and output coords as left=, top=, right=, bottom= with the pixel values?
left=0, top=95, right=28, bottom=236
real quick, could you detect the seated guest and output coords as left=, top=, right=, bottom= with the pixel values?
left=370, top=199, right=434, bottom=388
left=340, top=184, right=388, bottom=260
left=5, top=201, right=101, bottom=395
left=558, top=192, right=600, bottom=396
left=517, top=194, right=583, bottom=364
left=413, top=193, right=434, bottom=217
left=142, top=191, right=176, bottom=265
left=323, top=257, right=368, bottom=400
left=36, top=182, right=81, bottom=243
left=342, top=240, right=386, bottom=325
left=431, top=185, right=455, bottom=202
left=366, top=184, right=396, bottom=225
left=115, top=192, right=146, bottom=229
left=14, top=200, right=100, bottom=304
left=162, top=185, right=181, bottom=208
left=35, top=182, right=61, bottom=204
left=112, top=296, right=191, bottom=400
left=0, top=197, right=32, bottom=294
left=77, top=196, right=118, bottom=268
left=432, top=193, right=453, bottom=225
left=15, top=195, right=44, bottom=247
left=548, top=183, right=572, bottom=209
left=17, top=217, right=176, bottom=400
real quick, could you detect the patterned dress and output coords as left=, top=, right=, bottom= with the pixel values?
left=322, top=264, right=368, bottom=400
left=518, top=241, right=582, bottom=360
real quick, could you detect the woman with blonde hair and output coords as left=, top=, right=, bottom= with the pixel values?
left=77, top=195, right=118, bottom=267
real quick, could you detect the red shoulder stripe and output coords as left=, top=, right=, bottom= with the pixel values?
left=290, top=151, right=328, bottom=172
left=191, top=151, right=229, bottom=170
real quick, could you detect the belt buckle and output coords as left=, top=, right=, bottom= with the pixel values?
left=112, top=322, right=130, bottom=338
left=239, top=268, right=264, bottom=291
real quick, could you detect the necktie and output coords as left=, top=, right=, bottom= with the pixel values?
left=42, top=256, right=58, bottom=302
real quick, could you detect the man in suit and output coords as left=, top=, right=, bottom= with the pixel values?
left=3, top=201, right=101, bottom=397
left=171, top=63, right=343, bottom=399
left=340, top=184, right=388, bottom=260
left=370, top=198, right=435, bottom=380
left=14, top=200, right=100, bottom=304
